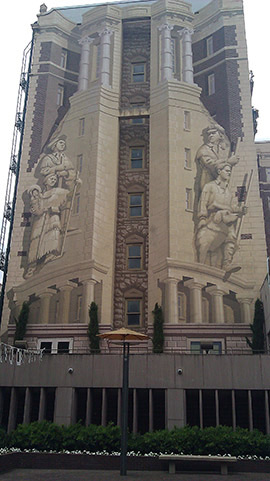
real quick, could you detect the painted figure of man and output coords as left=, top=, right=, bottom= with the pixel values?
left=25, top=174, right=70, bottom=278
left=195, top=125, right=239, bottom=198
left=196, top=163, right=247, bottom=272
left=40, top=135, right=76, bottom=190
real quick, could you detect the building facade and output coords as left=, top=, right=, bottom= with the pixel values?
left=0, top=0, right=269, bottom=433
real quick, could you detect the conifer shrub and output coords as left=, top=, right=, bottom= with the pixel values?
left=14, top=301, right=29, bottom=343
left=88, top=302, right=100, bottom=353
left=152, top=303, right=164, bottom=353
left=246, top=299, right=265, bottom=354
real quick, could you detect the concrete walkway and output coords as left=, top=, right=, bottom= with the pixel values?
left=1, top=470, right=270, bottom=480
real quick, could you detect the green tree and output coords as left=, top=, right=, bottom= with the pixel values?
left=246, top=298, right=265, bottom=354
left=152, top=303, right=164, bottom=353
left=14, top=301, right=29, bottom=343
left=88, top=302, right=100, bottom=353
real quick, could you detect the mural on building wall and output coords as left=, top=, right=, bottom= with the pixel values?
left=194, top=124, right=250, bottom=274
left=24, top=135, right=81, bottom=278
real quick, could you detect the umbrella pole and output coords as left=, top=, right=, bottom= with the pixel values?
left=120, top=341, right=129, bottom=476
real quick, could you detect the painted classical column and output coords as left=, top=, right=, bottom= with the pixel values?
left=99, top=27, right=113, bottom=87
left=58, top=282, right=74, bottom=324
left=164, top=278, right=179, bottom=323
left=184, top=279, right=204, bottom=323
left=206, top=286, right=227, bottom=324
left=237, top=297, right=253, bottom=324
left=82, top=279, right=96, bottom=323
left=39, top=288, right=55, bottom=324
left=158, top=23, right=174, bottom=81
left=78, top=36, right=93, bottom=91
left=179, top=28, right=194, bottom=84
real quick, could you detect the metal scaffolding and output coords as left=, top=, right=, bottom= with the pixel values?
left=0, top=34, right=34, bottom=325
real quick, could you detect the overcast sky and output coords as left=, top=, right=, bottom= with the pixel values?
left=0, top=0, right=269, bottom=222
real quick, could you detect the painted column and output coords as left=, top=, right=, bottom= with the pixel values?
left=99, top=27, right=113, bottom=87
left=149, top=389, right=153, bottom=432
left=179, top=28, right=194, bottom=84
left=133, top=389, right=138, bottom=434
left=82, top=279, right=96, bottom=323
left=265, top=391, right=270, bottom=435
left=101, top=388, right=107, bottom=426
left=38, top=388, right=46, bottom=421
left=206, top=286, right=227, bottom=324
left=158, top=23, right=174, bottom=81
left=23, top=387, right=31, bottom=424
left=184, top=280, right=204, bottom=323
left=78, top=36, right=93, bottom=91
left=248, top=390, right=253, bottom=431
left=7, top=388, right=16, bottom=433
left=164, top=278, right=179, bottom=323
left=39, top=288, right=55, bottom=324
left=58, top=282, right=74, bottom=324
left=86, top=388, right=92, bottom=426
left=237, top=297, right=253, bottom=324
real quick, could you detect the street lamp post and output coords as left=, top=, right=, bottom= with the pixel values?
left=99, top=327, right=149, bottom=476
left=120, top=341, right=129, bottom=475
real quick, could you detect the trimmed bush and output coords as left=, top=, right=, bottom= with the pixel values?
left=5, top=422, right=270, bottom=457
left=8, top=420, right=63, bottom=451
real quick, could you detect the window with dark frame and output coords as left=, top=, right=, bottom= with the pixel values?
left=130, top=147, right=144, bottom=169
left=129, top=193, right=143, bottom=217
left=57, top=85, right=64, bottom=106
left=207, top=73, right=215, bottom=95
left=79, top=118, right=85, bottom=136
left=60, top=50, right=67, bottom=69
left=132, top=63, right=145, bottom=83
left=126, top=299, right=141, bottom=326
left=127, top=244, right=142, bottom=269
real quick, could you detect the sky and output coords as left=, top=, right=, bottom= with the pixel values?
left=0, top=0, right=269, bottom=224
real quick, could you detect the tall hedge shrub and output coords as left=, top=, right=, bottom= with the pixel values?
left=152, top=303, right=164, bottom=353
left=246, top=299, right=265, bottom=354
left=88, top=302, right=100, bottom=353
left=14, top=301, right=29, bottom=343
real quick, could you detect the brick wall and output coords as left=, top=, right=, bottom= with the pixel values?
left=193, top=26, right=242, bottom=144
left=28, top=41, right=80, bottom=170
left=114, top=118, right=149, bottom=329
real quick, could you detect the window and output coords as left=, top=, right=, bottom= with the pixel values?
left=40, top=342, right=52, bottom=353
left=126, top=299, right=141, bottom=326
left=130, top=147, right=144, bottom=169
left=127, top=244, right=142, bottom=269
left=57, top=85, right=64, bottom=106
left=206, top=36, right=214, bottom=56
left=57, top=342, right=70, bottom=354
left=266, top=168, right=270, bottom=182
left=73, top=194, right=80, bottom=215
left=207, top=73, right=215, bottom=95
left=185, top=188, right=192, bottom=211
left=77, top=154, right=83, bottom=173
left=132, top=63, right=145, bottom=83
left=38, top=339, right=73, bottom=354
left=129, top=193, right=143, bottom=217
left=76, top=295, right=82, bottom=321
left=184, top=111, right=191, bottom=130
left=177, top=292, right=186, bottom=320
left=184, top=148, right=191, bottom=169
left=190, top=341, right=222, bottom=354
left=79, top=118, right=85, bottom=136
left=130, top=117, right=145, bottom=124
left=60, top=50, right=67, bottom=69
